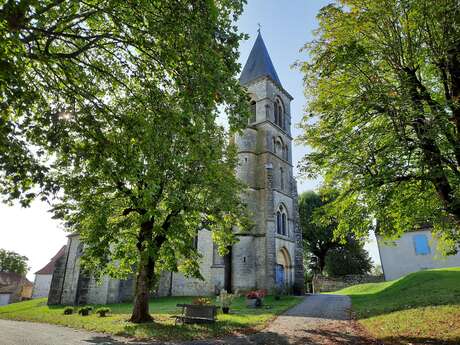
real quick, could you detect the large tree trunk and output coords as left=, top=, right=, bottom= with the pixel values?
left=130, top=253, right=155, bottom=323
left=318, top=254, right=326, bottom=274
left=130, top=221, right=155, bottom=323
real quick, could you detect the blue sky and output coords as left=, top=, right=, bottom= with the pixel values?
left=0, top=0, right=380, bottom=281
left=237, top=0, right=331, bottom=192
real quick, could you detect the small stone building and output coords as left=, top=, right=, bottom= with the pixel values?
left=48, top=33, right=304, bottom=305
left=32, top=246, right=66, bottom=299
left=378, top=227, right=460, bottom=280
left=0, top=272, right=33, bottom=306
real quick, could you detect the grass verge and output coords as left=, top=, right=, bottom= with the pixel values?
left=0, top=295, right=302, bottom=341
left=334, top=267, right=460, bottom=344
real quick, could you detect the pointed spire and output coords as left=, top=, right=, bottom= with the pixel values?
left=239, top=32, right=282, bottom=87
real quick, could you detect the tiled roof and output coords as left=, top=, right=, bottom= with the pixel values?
left=239, top=32, right=282, bottom=87
left=35, top=245, right=66, bottom=275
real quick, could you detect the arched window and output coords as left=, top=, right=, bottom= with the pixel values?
left=276, top=204, right=288, bottom=236
left=249, top=100, right=256, bottom=123
left=274, top=102, right=279, bottom=125
left=276, top=139, right=282, bottom=154
left=274, top=98, right=284, bottom=128
left=280, top=167, right=284, bottom=190
left=282, top=213, right=287, bottom=235
left=275, top=137, right=283, bottom=156
left=276, top=211, right=282, bottom=235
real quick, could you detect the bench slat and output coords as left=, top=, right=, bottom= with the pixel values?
left=174, top=304, right=218, bottom=324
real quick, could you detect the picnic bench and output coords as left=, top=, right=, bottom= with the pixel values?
left=172, top=303, right=218, bottom=324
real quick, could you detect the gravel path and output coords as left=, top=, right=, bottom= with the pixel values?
left=0, top=295, right=377, bottom=345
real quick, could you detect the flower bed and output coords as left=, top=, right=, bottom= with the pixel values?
left=245, top=289, right=267, bottom=308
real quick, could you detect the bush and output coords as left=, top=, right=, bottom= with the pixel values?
left=63, top=306, right=74, bottom=315
left=217, top=290, right=237, bottom=308
left=95, top=307, right=111, bottom=317
left=78, top=306, right=93, bottom=316
left=246, top=289, right=267, bottom=308
left=192, top=297, right=212, bottom=305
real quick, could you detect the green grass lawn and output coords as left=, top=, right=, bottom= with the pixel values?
left=0, top=295, right=303, bottom=341
left=334, top=267, right=460, bottom=344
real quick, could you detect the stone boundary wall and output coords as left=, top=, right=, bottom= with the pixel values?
left=312, top=274, right=384, bottom=293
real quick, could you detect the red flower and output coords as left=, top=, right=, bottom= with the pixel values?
left=246, top=289, right=267, bottom=299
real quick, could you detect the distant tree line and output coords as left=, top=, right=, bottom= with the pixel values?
left=0, top=249, right=29, bottom=276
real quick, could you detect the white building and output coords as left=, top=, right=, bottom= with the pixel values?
left=32, top=246, right=66, bottom=299
left=377, top=228, right=460, bottom=281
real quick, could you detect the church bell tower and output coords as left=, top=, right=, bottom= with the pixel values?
left=232, top=32, right=304, bottom=294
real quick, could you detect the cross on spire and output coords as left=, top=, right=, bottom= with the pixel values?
left=257, top=23, right=261, bottom=33
left=239, top=27, right=282, bottom=86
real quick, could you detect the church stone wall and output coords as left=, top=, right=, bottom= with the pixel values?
left=85, top=276, right=109, bottom=305
left=47, top=251, right=67, bottom=305
left=60, top=235, right=81, bottom=305
left=232, top=236, right=256, bottom=290
left=157, top=229, right=217, bottom=296
left=51, top=234, right=129, bottom=305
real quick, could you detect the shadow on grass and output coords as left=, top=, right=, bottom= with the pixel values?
left=380, top=335, right=460, bottom=345
left=84, top=336, right=152, bottom=344
left=348, top=270, right=460, bottom=318
left=118, top=317, right=260, bottom=341
left=296, top=329, right=460, bottom=345
left=300, top=328, right=380, bottom=345
left=84, top=331, right=292, bottom=345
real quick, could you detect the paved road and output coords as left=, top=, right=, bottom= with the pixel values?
left=0, top=295, right=376, bottom=345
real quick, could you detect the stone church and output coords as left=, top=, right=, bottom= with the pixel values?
left=48, top=33, right=304, bottom=305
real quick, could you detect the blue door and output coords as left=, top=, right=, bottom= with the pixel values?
left=276, top=264, right=284, bottom=285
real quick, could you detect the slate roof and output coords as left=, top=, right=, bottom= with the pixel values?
left=35, top=245, right=66, bottom=275
left=239, top=32, right=282, bottom=87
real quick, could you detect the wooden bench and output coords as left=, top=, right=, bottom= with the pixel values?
left=172, top=303, right=218, bottom=324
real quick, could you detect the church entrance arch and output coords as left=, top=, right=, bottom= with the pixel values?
left=276, top=247, right=292, bottom=287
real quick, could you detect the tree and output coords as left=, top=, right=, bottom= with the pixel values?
left=0, top=249, right=29, bottom=275
left=324, top=238, right=373, bottom=277
left=298, top=0, right=460, bottom=249
left=1, top=0, right=250, bottom=323
left=0, top=0, right=249, bottom=206
left=54, top=96, right=250, bottom=322
left=298, top=191, right=338, bottom=273
left=299, top=191, right=372, bottom=276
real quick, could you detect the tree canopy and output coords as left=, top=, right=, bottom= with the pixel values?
left=299, top=191, right=338, bottom=273
left=298, top=0, right=460, bottom=249
left=1, top=0, right=250, bottom=323
left=0, top=0, right=248, bottom=206
left=324, top=238, right=373, bottom=277
left=298, top=191, right=372, bottom=276
left=0, top=249, right=29, bottom=275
